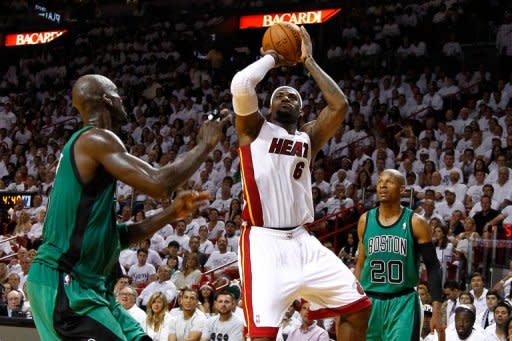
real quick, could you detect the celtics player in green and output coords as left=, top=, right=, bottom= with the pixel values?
left=355, top=169, right=445, bottom=341
left=26, top=74, right=228, bottom=340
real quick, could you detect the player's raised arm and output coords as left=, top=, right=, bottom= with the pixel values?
left=230, top=53, right=276, bottom=146
left=298, top=26, right=348, bottom=158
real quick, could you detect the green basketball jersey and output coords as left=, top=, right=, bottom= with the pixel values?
left=33, top=126, right=129, bottom=293
left=360, top=207, right=419, bottom=294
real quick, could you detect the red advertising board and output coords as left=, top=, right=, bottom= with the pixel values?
left=239, top=8, right=341, bottom=29
left=4, top=30, right=67, bottom=47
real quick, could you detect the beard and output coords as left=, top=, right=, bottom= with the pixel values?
left=274, top=107, right=298, bottom=125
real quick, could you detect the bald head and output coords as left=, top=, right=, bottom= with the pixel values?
left=380, top=169, right=406, bottom=186
left=72, top=74, right=127, bottom=130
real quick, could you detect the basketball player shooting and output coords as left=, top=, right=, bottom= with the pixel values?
left=230, top=25, right=371, bottom=341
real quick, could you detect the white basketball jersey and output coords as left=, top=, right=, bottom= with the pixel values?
left=239, top=121, right=314, bottom=228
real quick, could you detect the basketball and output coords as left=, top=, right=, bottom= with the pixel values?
left=262, top=22, right=302, bottom=63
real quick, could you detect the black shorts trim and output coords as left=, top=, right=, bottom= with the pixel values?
left=53, top=273, right=123, bottom=341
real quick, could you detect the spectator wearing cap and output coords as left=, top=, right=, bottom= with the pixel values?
left=446, top=304, right=484, bottom=340
left=138, top=264, right=177, bottom=308
left=286, top=300, right=329, bottom=341
left=435, top=187, right=465, bottom=223
left=483, top=300, right=511, bottom=340
left=198, top=281, right=215, bottom=317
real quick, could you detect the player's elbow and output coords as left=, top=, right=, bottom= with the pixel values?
left=230, top=71, right=252, bottom=96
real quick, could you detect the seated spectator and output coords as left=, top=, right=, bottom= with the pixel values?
left=492, top=260, right=512, bottom=298
left=286, top=300, right=329, bottom=341
left=116, top=285, right=146, bottom=326
left=198, top=281, right=215, bottom=317
left=470, top=272, right=489, bottom=317
left=435, top=188, right=465, bottom=223
left=445, top=304, right=484, bottom=340
left=172, top=253, right=202, bottom=291
left=433, top=225, right=453, bottom=267
left=165, top=220, right=191, bottom=252
left=203, top=237, right=237, bottom=272
left=168, top=288, right=206, bottom=341
left=200, top=290, right=244, bottom=341
left=0, top=289, right=28, bottom=318
left=483, top=300, right=510, bottom=340
left=476, top=290, right=500, bottom=329
left=443, top=281, right=461, bottom=326
left=338, top=230, right=357, bottom=267
left=473, top=195, right=500, bottom=236
left=139, top=265, right=177, bottom=308
left=324, top=183, right=354, bottom=216
left=276, top=302, right=302, bottom=341
left=142, top=292, right=173, bottom=341
left=198, top=225, right=215, bottom=256
left=128, top=248, right=157, bottom=288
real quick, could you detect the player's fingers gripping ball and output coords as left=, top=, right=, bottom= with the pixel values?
left=262, top=22, right=302, bottom=64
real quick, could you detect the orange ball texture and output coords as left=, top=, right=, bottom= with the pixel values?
left=262, top=22, right=302, bottom=63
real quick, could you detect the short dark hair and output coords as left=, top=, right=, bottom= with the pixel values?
left=495, top=301, right=512, bottom=315
left=137, top=248, right=148, bottom=255
left=486, top=289, right=501, bottom=300
left=470, top=272, right=484, bottom=281
left=168, top=240, right=180, bottom=249
left=444, top=280, right=460, bottom=290
left=459, top=291, right=474, bottom=304
left=215, top=290, right=235, bottom=301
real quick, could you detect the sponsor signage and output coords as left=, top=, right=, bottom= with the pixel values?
left=239, top=8, right=341, bottom=29
left=4, top=30, right=67, bottom=47
left=35, top=4, right=62, bottom=23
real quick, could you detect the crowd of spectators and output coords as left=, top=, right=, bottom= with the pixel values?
left=1, top=0, right=512, bottom=339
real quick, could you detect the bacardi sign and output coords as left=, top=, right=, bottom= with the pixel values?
left=239, top=8, right=341, bottom=29
left=5, top=30, right=67, bottom=47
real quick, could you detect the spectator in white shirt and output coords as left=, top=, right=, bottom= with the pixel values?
left=470, top=272, right=490, bottom=317
left=139, top=264, right=178, bottom=307
left=204, top=237, right=237, bottom=272
left=483, top=301, right=510, bottom=341
left=117, top=285, right=146, bottom=327
left=128, top=249, right=157, bottom=288
left=168, top=288, right=206, bottom=341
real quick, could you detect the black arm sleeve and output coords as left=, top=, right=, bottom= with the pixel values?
left=418, top=242, right=443, bottom=302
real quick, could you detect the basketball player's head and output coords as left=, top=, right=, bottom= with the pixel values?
left=377, top=169, right=406, bottom=203
left=72, top=74, right=128, bottom=133
left=269, top=86, right=303, bottom=125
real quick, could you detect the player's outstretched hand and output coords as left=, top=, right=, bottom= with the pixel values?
left=197, top=114, right=231, bottom=150
left=299, top=26, right=313, bottom=63
left=260, top=48, right=296, bottom=67
left=171, top=190, right=210, bottom=219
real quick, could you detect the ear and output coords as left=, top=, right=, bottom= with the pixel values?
left=102, top=93, right=113, bottom=107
